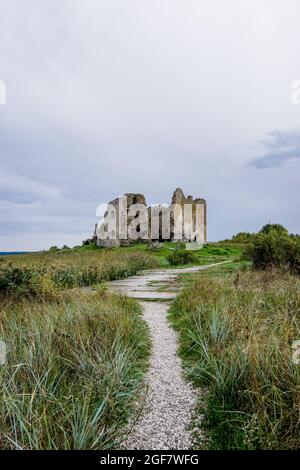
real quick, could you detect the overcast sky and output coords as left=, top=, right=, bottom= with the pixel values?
left=0, top=0, right=299, bottom=250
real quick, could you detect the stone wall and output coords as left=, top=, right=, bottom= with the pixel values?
left=96, top=188, right=207, bottom=247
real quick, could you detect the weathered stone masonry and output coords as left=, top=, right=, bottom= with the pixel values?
left=95, top=188, right=207, bottom=247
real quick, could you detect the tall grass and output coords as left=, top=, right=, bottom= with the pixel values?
left=170, top=269, right=300, bottom=449
left=0, top=250, right=158, bottom=296
left=0, top=289, right=150, bottom=449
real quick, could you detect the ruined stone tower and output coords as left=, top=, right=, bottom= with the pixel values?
left=96, top=188, right=207, bottom=247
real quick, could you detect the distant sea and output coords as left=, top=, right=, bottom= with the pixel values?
left=0, top=252, right=32, bottom=256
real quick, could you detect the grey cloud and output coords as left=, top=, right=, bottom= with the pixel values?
left=250, top=130, right=300, bottom=169
left=0, top=0, right=300, bottom=250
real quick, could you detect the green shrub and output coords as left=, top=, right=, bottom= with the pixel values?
left=246, top=233, right=300, bottom=274
left=0, top=266, right=56, bottom=299
left=232, top=232, right=255, bottom=243
left=167, top=249, right=197, bottom=266
left=259, top=223, right=289, bottom=236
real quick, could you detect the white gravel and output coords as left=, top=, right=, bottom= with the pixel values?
left=122, top=300, right=197, bottom=450
left=109, top=265, right=227, bottom=450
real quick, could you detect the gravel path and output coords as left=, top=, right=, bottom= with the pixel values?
left=123, top=300, right=197, bottom=450
left=109, top=264, right=227, bottom=450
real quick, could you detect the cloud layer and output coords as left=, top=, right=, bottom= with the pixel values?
left=0, top=0, right=299, bottom=250
left=250, top=130, right=300, bottom=168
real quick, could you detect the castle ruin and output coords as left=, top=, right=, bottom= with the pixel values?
left=95, top=188, right=207, bottom=247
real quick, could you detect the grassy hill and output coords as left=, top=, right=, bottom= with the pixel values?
left=1, top=235, right=298, bottom=450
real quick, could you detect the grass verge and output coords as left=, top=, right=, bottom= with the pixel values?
left=0, top=289, right=150, bottom=449
left=0, top=250, right=158, bottom=296
left=117, top=241, right=243, bottom=267
left=169, top=267, right=300, bottom=449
